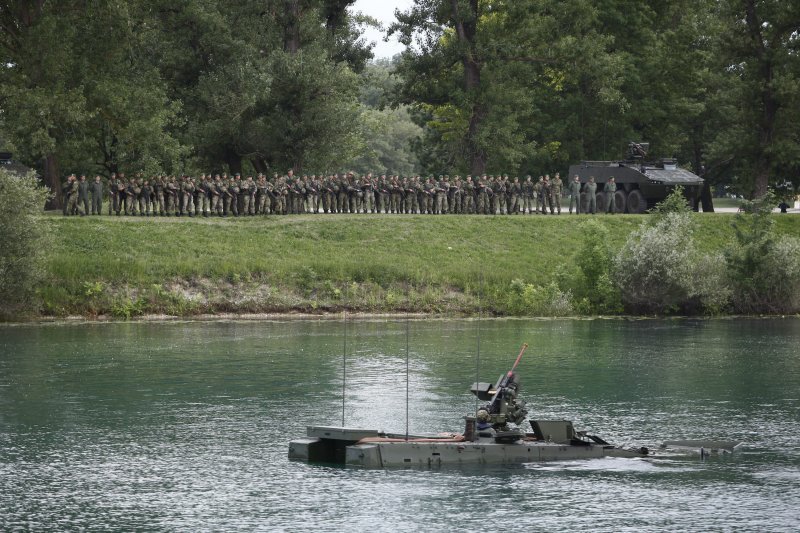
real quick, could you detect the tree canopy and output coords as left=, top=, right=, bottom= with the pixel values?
left=1, top=0, right=797, bottom=204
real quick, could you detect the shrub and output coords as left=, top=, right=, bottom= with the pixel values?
left=725, top=197, right=800, bottom=313
left=649, top=185, right=692, bottom=221
left=506, top=280, right=573, bottom=316
left=613, top=212, right=728, bottom=314
left=563, top=219, right=622, bottom=314
left=0, top=169, right=51, bottom=318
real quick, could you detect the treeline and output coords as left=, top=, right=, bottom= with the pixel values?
left=1, top=0, right=798, bottom=209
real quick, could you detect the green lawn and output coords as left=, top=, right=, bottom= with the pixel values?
left=36, top=211, right=800, bottom=318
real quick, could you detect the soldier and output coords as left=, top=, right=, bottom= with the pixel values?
left=568, top=175, right=582, bottom=214
left=434, top=175, right=447, bottom=214
left=375, top=175, right=387, bottom=214
left=127, top=178, right=139, bottom=215
left=451, top=176, right=462, bottom=214
left=64, top=174, right=79, bottom=215
left=522, top=176, right=534, bottom=214
left=142, top=179, right=153, bottom=216
left=90, top=175, right=103, bottom=215
left=166, top=176, right=179, bottom=216
left=201, top=175, right=213, bottom=216
left=255, top=174, right=267, bottom=215
left=116, top=175, right=128, bottom=215
left=463, top=175, right=475, bottom=214
left=585, top=176, right=597, bottom=214
left=552, top=172, right=563, bottom=214
left=490, top=176, right=502, bottom=215
left=108, top=173, right=117, bottom=215
left=181, top=176, right=194, bottom=216
left=605, top=176, right=617, bottom=214
left=533, top=176, right=543, bottom=214
left=306, top=174, right=320, bottom=214
left=229, top=175, right=240, bottom=216
left=509, top=176, right=521, bottom=214
left=153, top=175, right=166, bottom=216
left=134, top=174, right=145, bottom=215
left=240, top=175, right=253, bottom=215
left=362, top=174, right=375, bottom=214
left=476, top=175, right=489, bottom=214
left=77, top=175, right=90, bottom=216
left=422, top=177, right=434, bottom=214
left=321, top=175, right=333, bottom=213
left=276, top=175, right=289, bottom=215
left=333, top=174, right=345, bottom=214
left=541, top=175, right=553, bottom=215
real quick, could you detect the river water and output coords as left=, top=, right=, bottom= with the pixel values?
left=1, top=318, right=798, bottom=531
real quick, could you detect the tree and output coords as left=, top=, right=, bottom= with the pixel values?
left=0, top=169, right=51, bottom=317
left=707, top=0, right=800, bottom=198
left=0, top=1, right=187, bottom=206
left=389, top=0, right=630, bottom=175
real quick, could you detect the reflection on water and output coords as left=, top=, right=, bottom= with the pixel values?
left=1, top=318, right=799, bottom=530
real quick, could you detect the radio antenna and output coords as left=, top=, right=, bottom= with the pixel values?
left=342, top=305, right=347, bottom=427
left=405, top=313, right=410, bottom=441
left=475, top=274, right=483, bottom=415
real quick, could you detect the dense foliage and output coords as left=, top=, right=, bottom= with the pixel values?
left=0, top=169, right=51, bottom=317
left=2, top=0, right=797, bottom=208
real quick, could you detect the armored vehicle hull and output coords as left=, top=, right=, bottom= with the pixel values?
left=568, top=144, right=703, bottom=213
left=289, top=424, right=649, bottom=468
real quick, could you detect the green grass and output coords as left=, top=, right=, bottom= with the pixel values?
left=32, top=211, right=800, bottom=318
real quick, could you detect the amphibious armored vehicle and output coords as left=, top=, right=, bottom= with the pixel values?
left=289, top=344, right=652, bottom=467
left=568, top=142, right=704, bottom=213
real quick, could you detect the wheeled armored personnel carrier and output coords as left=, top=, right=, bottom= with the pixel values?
left=568, top=142, right=703, bottom=213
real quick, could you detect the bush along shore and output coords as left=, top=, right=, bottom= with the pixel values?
left=11, top=195, right=800, bottom=321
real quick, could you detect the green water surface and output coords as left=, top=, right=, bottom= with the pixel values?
left=1, top=318, right=798, bottom=531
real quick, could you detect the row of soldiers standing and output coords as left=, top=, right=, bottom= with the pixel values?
left=62, top=171, right=614, bottom=216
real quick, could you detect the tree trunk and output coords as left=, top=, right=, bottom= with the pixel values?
left=284, top=0, right=301, bottom=54
left=700, top=181, right=714, bottom=212
left=691, top=124, right=713, bottom=212
left=223, top=147, right=242, bottom=176
left=744, top=0, right=776, bottom=199
left=251, top=158, right=267, bottom=175
left=42, top=153, right=61, bottom=210
left=451, top=0, right=485, bottom=175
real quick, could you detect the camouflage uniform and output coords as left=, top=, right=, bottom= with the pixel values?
left=533, top=177, right=543, bottom=214
left=522, top=176, right=534, bottom=214
left=552, top=173, right=563, bottom=214
left=181, top=178, right=194, bottom=216
left=462, top=177, right=475, bottom=214
left=154, top=177, right=166, bottom=216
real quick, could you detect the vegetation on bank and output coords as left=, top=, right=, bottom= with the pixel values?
left=7, top=203, right=798, bottom=321
left=0, top=169, right=51, bottom=319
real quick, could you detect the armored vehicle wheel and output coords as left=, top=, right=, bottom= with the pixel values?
left=595, top=192, right=605, bottom=212
left=627, top=189, right=647, bottom=213
left=614, top=190, right=626, bottom=213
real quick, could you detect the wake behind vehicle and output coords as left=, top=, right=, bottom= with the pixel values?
left=568, top=142, right=704, bottom=213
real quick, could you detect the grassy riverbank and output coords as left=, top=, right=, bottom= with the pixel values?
left=30, top=212, right=800, bottom=319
